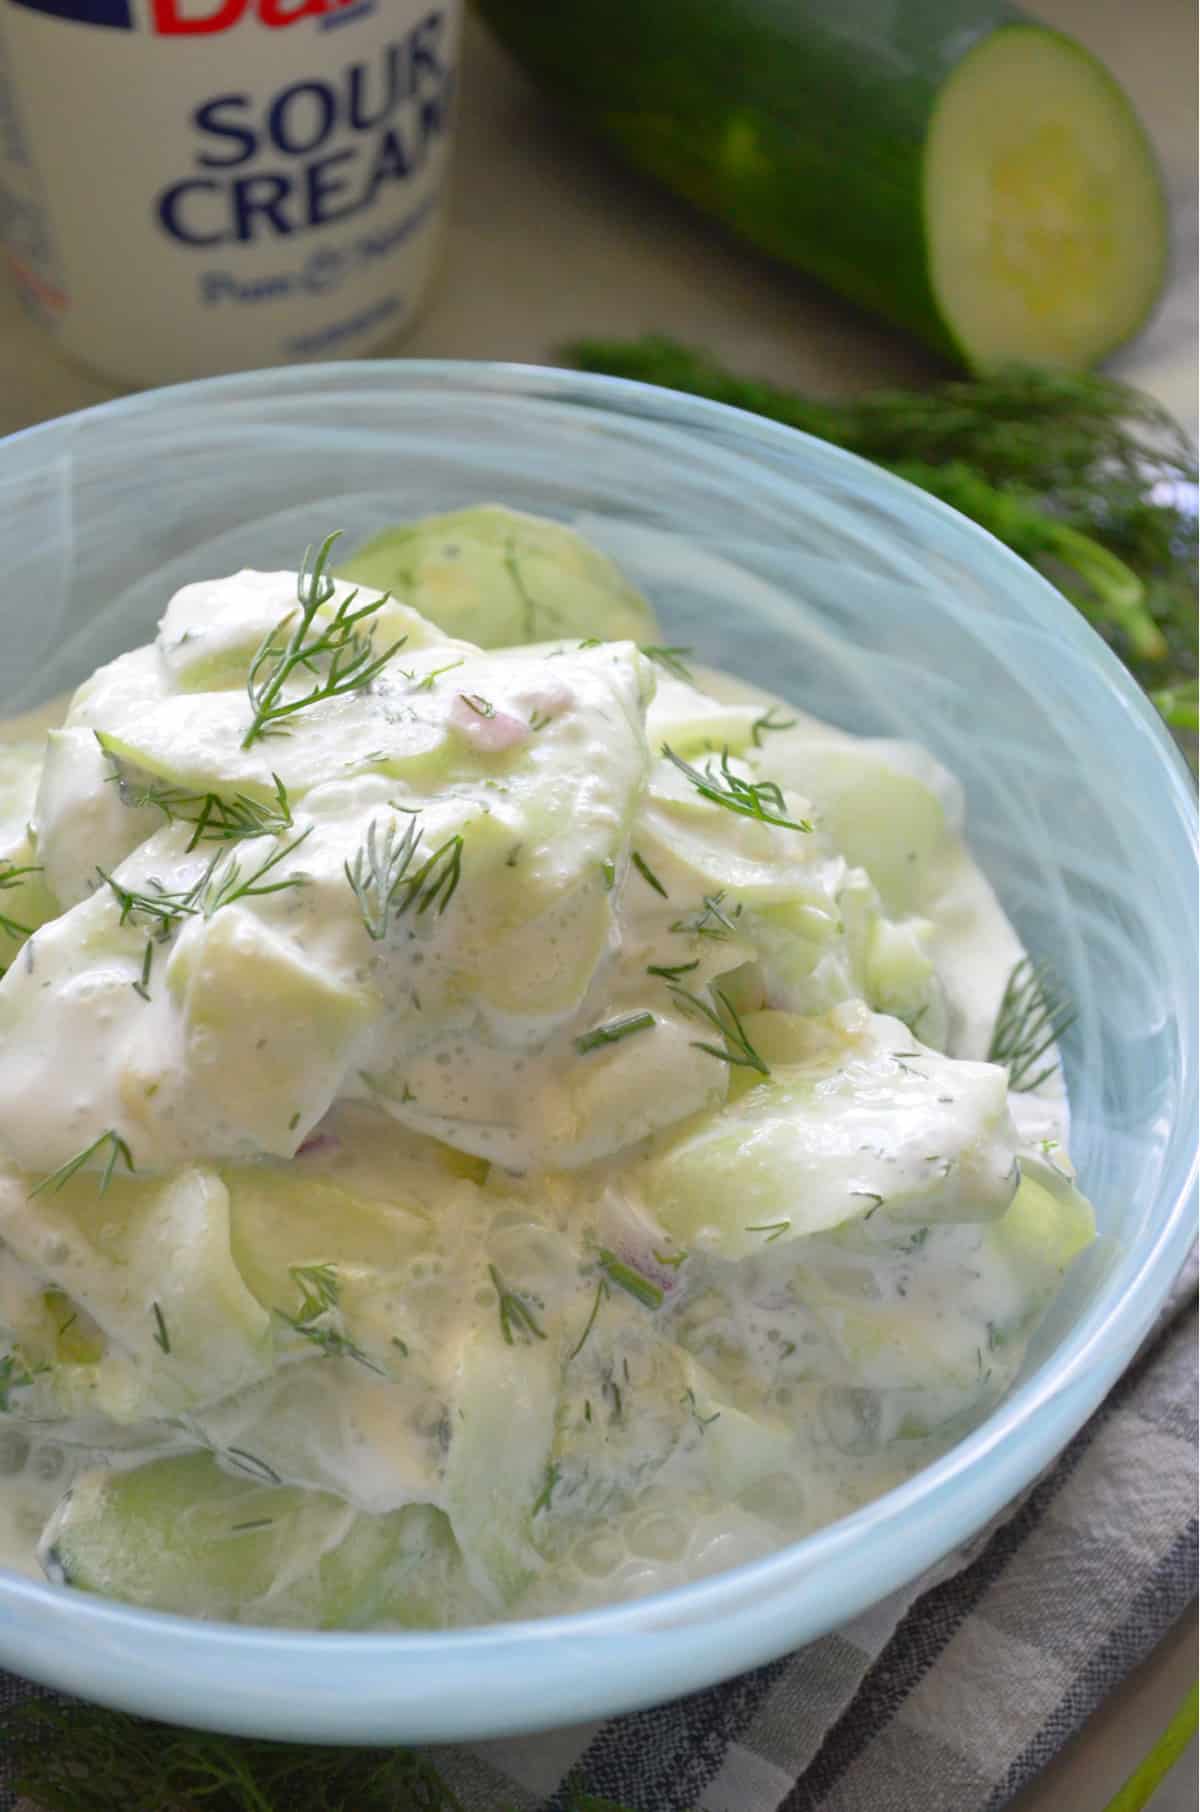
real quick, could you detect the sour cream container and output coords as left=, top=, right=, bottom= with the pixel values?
left=0, top=0, right=461, bottom=385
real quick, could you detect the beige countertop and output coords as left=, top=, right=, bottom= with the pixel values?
left=1, top=2, right=1195, bottom=1806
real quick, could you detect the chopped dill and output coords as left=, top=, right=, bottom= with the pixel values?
left=987, top=955, right=1076, bottom=1092
left=488, top=1263, right=547, bottom=1346
left=642, top=645, right=696, bottom=684
left=668, top=981, right=770, bottom=1075
left=132, top=939, right=154, bottom=1002
left=151, top=1302, right=170, bottom=1354
left=28, top=1130, right=135, bottom=1200
left=0, top=862, right=41, bottom=942
left=532, top=1461, right=560, bottom=1516
left=682, top=1387, right=720, bottom=1431
left=243, top=531, right=404, bottom=747
left=406, top=658, right=464, bottom=691
left=98, top=867, right=204, bottom=939
left=201, top=828, right=312, bottom=918
left=223, top=1448, right=283, bottom=1486
left=345, top=812, right=463, bottom=936
left=669, top=890, right=740, bottom=939
left=103, top=755, right=294, bottom=852
left=574, top=1011, right=656, bottom=1055
left=596, top=1250, right=663, bottom=1310
left=631, top=850, right=668, bottom=898
left=568, top=1279, right=608, bottom=1360
left=275, top=1262, right=385, bottom=1375
left=662, top=744, right=812, bottom=832
left=750, top=707, right=798, bottom=746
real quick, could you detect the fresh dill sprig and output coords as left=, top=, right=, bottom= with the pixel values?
left=488, top=1263, right=547, bottom=1346
left=745, top=1220, right=790, bottom=1243
left=751, top=707, right=798, bottom=746
left=28, top=1129, right=135, bottom=1200
left=101, top=825, right=308, bottom=937
left=670, top=889, right=741, bottom=939
left=201, top=828, right=312, bottom=917
left=458, top=691, right=495, bottom=718
left=104, top=752, right=294, bottom=851
left=568, top=1278, right=608, bottom=1360
left=243, top=532, right=404, bottom=748
left=631, top=849, right=668, bottom=897
left=574, top=1011, right=656, bottom=1055
left=0, top=862, right=40, bottom=942
left=642, top=644, right=696, bottom=684
left=668, top=981, right=770, bottom=1075
left=987, top=955, right=1076, bottom=1092
left=344, top=813, right=463, bottom=937
left=662, top=744, right=812, bottom=832
left=344, top=813, right=421, bottom=940
left=275, top=1261, right=385, bottom=1375
left=97, top=867, right=203, bottom=940
left=596, top=1249, right=664, bottom=1310
left=647, top=958, right=699, bottom=979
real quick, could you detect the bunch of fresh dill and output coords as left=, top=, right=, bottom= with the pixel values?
left=564, top=338, right=1198, bottom=737
left=0, top=1698, right=649, bottom=1812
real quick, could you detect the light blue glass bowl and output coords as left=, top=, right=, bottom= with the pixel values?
left=0, top=363, right=1194, bottom=1743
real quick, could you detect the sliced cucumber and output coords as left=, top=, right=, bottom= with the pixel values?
left=164, top=903, right=379, bottom=1160
left=341, top=505, right=659, bottom=648
left=442, top=1317, right=558, bottom=1606
left=156, top=571, right=453, bottom=694
left=40, top=1451, right=469, bottom=1628
left=641, top=1009, right=1018, bottom=1257
left=0, top=1161, right=271, bottom=1421
left=33, top=727, right=160, bottom=909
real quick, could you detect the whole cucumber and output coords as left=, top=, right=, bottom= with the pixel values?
left=477, top=0, right=1167, bottom=370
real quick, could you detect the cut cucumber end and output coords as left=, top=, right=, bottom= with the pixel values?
left=925, top=24, right=1168, bottom=371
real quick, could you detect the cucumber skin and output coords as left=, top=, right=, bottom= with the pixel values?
left=476, top=0, right=1090, bottom=366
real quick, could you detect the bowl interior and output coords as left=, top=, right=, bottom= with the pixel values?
left=0, top=361, right=1194, bottom=1739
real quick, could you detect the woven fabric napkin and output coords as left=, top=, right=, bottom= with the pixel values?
left=2, top=1254, right=1195, bottom=1812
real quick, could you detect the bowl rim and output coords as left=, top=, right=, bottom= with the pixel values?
left=0, top=358, right=1195, bottom=1740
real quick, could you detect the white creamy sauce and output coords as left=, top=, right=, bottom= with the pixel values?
left=0, top=510, right=1093, bottom=1623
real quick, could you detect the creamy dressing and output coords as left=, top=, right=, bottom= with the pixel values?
left=0, top=509, right=1093, bottom=1623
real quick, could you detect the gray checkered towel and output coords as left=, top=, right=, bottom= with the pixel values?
left=2, top=1256, right=1195, bottom=1812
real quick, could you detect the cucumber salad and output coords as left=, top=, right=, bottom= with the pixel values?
left=0, top=505, right=1093, bottom=1629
